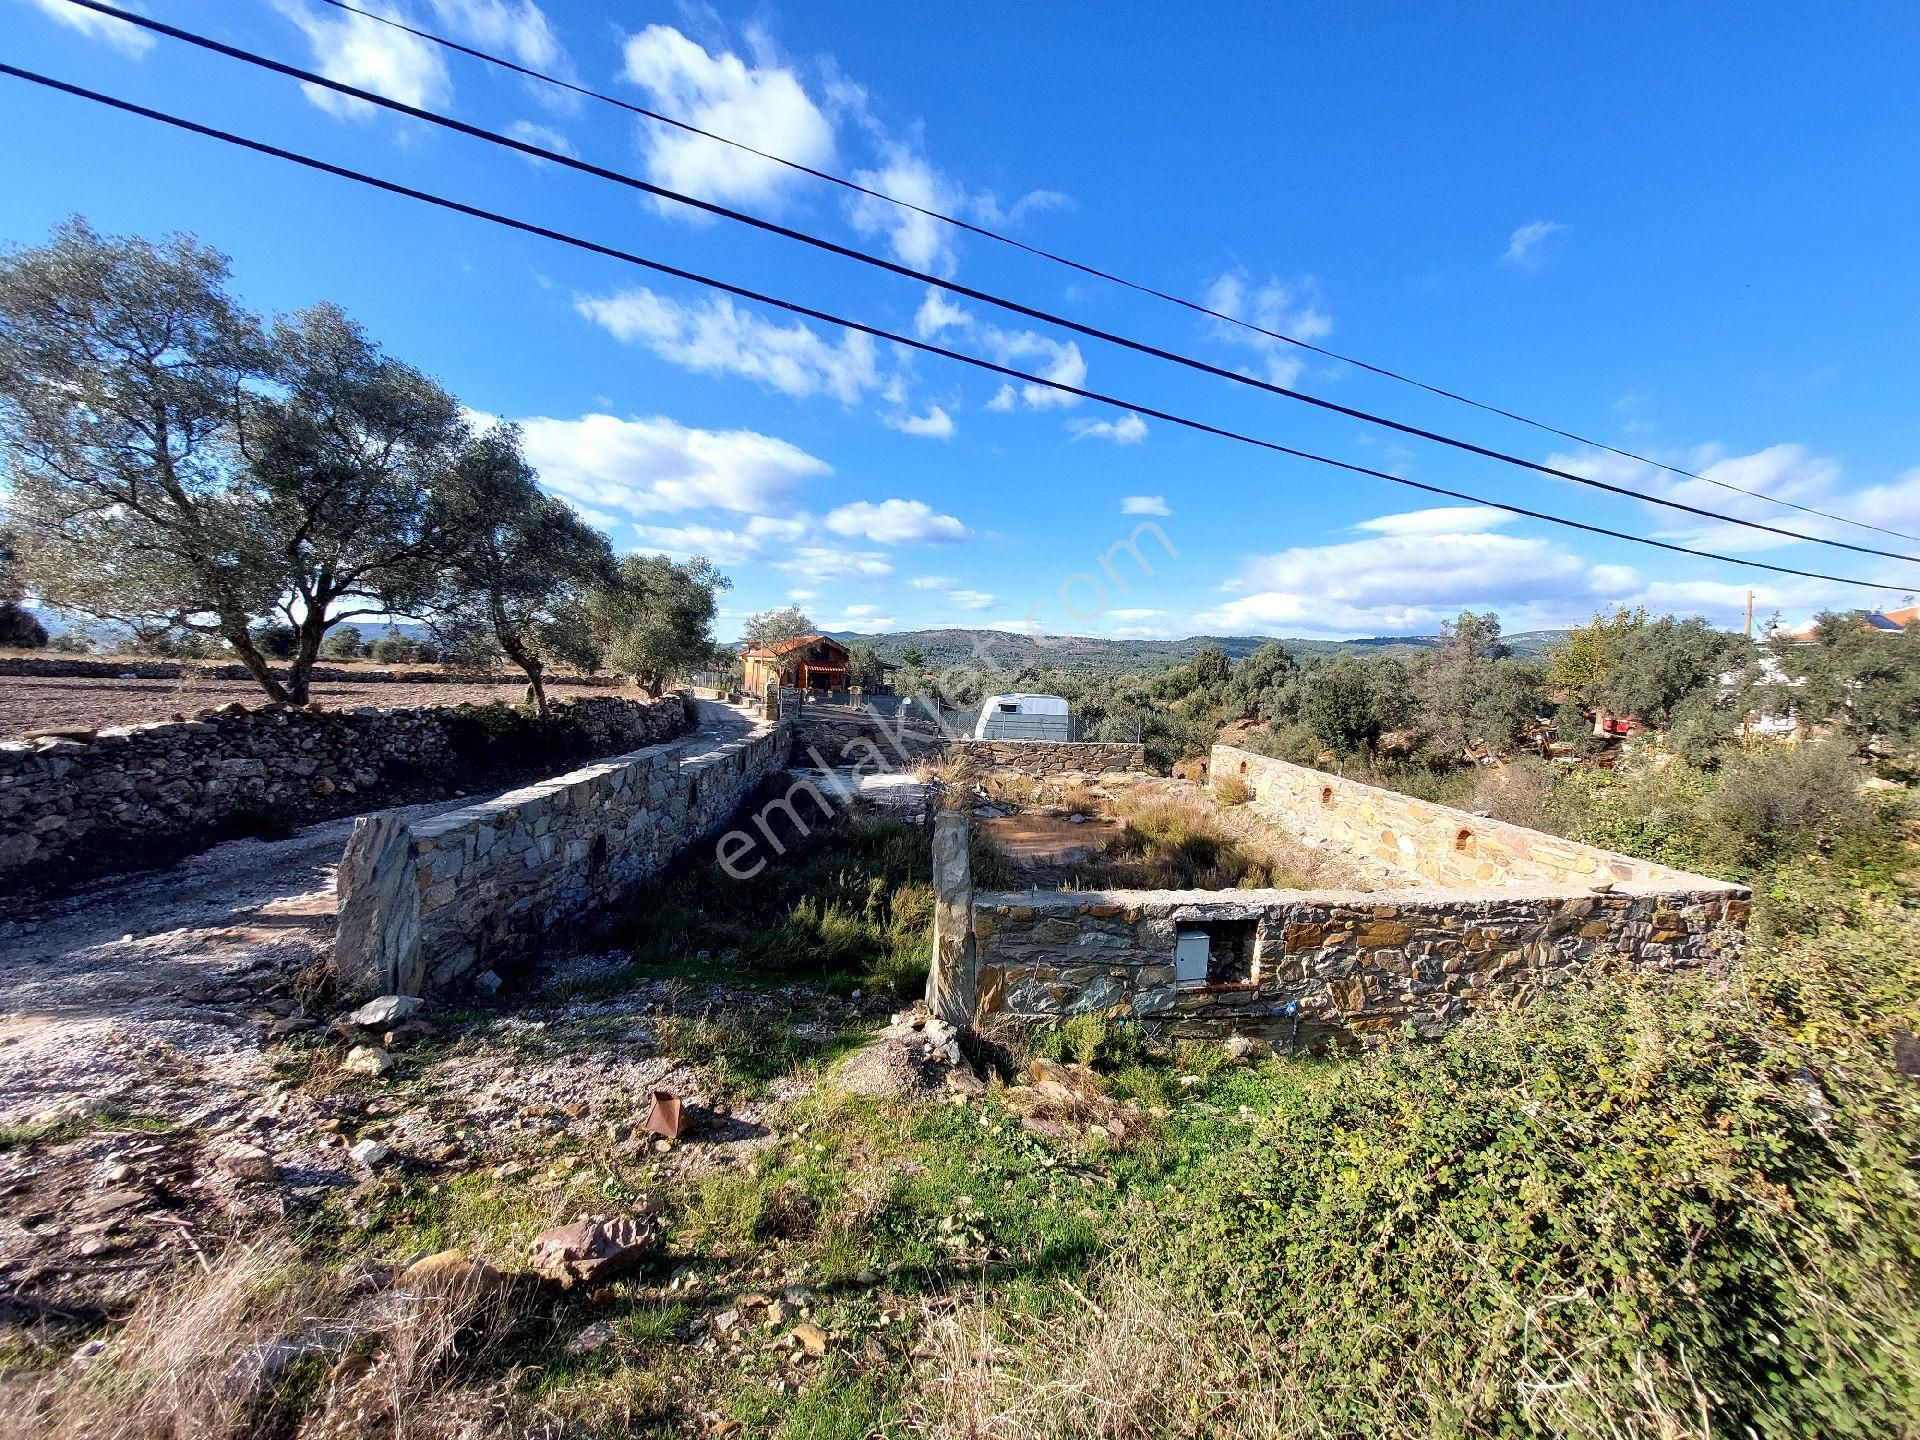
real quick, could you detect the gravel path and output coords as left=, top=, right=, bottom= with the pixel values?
left=0, top=701, right=757, bottom=1123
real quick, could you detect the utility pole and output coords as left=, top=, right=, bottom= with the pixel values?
left=1744, top=590, right=1754, bottom=639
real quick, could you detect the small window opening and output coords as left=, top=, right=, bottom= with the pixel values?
left=1454, top=827, right=1473, bottom=851
left=1319, top=785, right=1334, bottom=806
left=1238, top=760, right=1248, bottom=774
left=689, top=778, right=701, bottom=808
left=588, top=834, right=608, bottom=872
left=998, top=702, right=1018, bottom=713
left=1174, top=920, right=1260, bottom=989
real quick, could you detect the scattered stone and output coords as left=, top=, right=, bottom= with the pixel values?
left=790, top=1322, right=829, bottom=1357
left=566, top=1321, right=613, bottom=1356
left=528, top=1213, right=659, bottom=1289
left=348, top=1139, right=393, bottom=1169
left=1222, top=1034, right=1264, bottom=1064
left=266, top=1016, right=318, bottom=1042
left=397, top=1249, right=487, bottom=1287
left=345, top=995, right=423, bottom=1029
left=711, top=1308, right=740, bottom=1335
left=70, top=1339, right=107, bottom=1363
left=343, top=1045, right=394, bottom=1078
left=473, top=969, right=504, bottom=996
left=218, top=1143, right=277, bottom=1183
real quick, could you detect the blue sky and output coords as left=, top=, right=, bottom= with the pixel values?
left=8, top=0, right=1920, bottom=641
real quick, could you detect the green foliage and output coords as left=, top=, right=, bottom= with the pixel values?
left=1768, top=614, right=1920, bottom=752
left=742, top=605, right=815, bottom=647
left=585, top=551, right=729, bottom=696
left=320, top=623, right=364, bottom=659
left=1708, top=740, right=1874, bottom=866
left=845, top=641, right=886, bottom=690
left=1028, top=1013, right=1146, bottom=1072
left=1220, top=638, right=1296, bottom=721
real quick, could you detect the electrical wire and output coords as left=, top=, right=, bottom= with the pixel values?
left=270, top=0, right=1920, bottom=548
left=48, top=0, right=1920, bottom=569
left=1, top=60, right=1909, bottom=598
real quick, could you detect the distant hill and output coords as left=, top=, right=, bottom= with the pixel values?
left=822, top=627, right=1570, bottom=674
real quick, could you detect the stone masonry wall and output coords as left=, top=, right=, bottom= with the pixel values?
left=334, top=708, right=791, bottom=997
left=0, top=655, right=623, bottom=685
left=969, top=880, right=1748, bottom=1048
left=1213, top=744, right=1713, bottom=890
left=0, top=695, right=687, bottom=891
left=947, top=740, right=1146, bottom=775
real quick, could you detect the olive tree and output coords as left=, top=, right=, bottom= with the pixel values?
left=740, top=605, right=814, bottom=647
left=586, top=552, right=730, bottom=696
left=428, top=424, right=615, bottom=714
left=0, top=221, right=468, bottom=704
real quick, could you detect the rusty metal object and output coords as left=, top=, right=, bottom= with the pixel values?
left=645, top=1088, right=689, bottom=1139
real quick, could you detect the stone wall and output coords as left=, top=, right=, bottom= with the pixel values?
left=334, top=708, right=791, bottom=997
left=0, top=695, right=687, bottom=890
left=946, top=740, right=1146, bottom=775
left=0, top=655, right=621, bottom=685
left=968, top=880, right=1747, bottom=1047
left=1213, top=744, right=1712, bottom=890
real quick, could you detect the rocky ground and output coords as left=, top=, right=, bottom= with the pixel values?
left=0, top=673, right=621, bottom=740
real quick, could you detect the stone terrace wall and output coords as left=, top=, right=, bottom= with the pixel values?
left=0, top=694, right=687, bottom=890
left=947, top=740, right=1145, bottom=775
left=968, top=880, right=1748, bottom=1047
left=334, top=709, right=791, bottom=997
left=0, top=655, right=621, bottom=685
left=1213, top=744, right=1712, bottom=890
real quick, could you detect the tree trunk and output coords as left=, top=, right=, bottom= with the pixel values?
left=492, top=616, right=548, bottom=717
left=224, top=625, right=292, bottom=703
left=286, top=615, right=330, bottom=706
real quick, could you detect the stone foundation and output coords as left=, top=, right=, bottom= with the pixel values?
left=1213, top=744, right=1714, bottom=889
left=333, top=707, right=791, bottom=997
left=930, top=750, right=1751, bottom=1045
left=0, top=694, right=687, bottom=890
left=966, top=882, right=1746, bottom=1047
left=946, top=739, right=1145, bottom=775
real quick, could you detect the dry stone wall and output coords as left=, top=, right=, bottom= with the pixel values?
left=946, top=740, right=1145, bottom=775
left=334, top=708, right=791, bottom=997
left=1213, top=744, right=1714, bottom=890
left=967, top=881, right=1746, bottom=1047
left=0, top=695, right=686, bottom=890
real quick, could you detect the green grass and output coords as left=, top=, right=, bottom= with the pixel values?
left=0, top=1104, right=172, bottom=1152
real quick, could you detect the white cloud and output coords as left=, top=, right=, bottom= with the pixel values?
left=978, top=327, right=1086, bottom=409
left=513, top=412, right=829, bottom=520
left=1195, top=520, right=1640, bottom=637
left=1201, top=270, right=1332, bottom=388
left=427, top=0, right=562, bottom=69
left=1355, top=505, right=1511, bottom=536
left=914, top=289, right=972, bottom=339
left=26, top=0, right=154, bottom=55
left=908, top=575, right=955, bottom=590
left=1107, top=608, right=1165, bottom=621
left=787, top=588, right=818, bottom=602
left=774, top=546, right=892, bottom=579
left=507, top=120, right=575, bottom=157
left=1120, top=495, right=1171, bottom=516
left=824, top=499, right=969, bottom=544
left=946, top=589, right=998, bottom=610
left=1546, top=442, right=1920, bottom=558
left=850, top=149, right=965, bottom=274
left=275, top=0, right=451, bottom=118
left=883, top=405, right=956, bottom=440
left=620, top=25, right=834, bottom=212
left=1069, top=412, right=1148, bottom=445
left=1504, top=220, right=1567, bottom=268
left=575, top=288, right=883, bottom=404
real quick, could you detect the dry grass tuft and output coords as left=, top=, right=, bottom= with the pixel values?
left=8, top=1238, right=522, bottom=1440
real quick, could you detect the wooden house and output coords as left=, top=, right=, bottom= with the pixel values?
left=741, top=634, right=850, bottom=696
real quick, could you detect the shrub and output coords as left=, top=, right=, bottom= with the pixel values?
left=1709, top=739, right=1873, bottom=866
left=1213, top=774, right=1252, bottom=805
left=1472, top=754, right=1555, bottom=829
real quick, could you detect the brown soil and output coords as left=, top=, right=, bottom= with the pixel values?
left=0, top=674, right=624, bottom=740
left=976, top=813, right=1125, bottom=866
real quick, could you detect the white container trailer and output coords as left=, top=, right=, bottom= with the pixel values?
left=973, top=692, right=1071, bottom=741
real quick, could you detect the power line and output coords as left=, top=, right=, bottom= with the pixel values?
left=276, top=0, right=1920, bottom=550
left=2, top=61, right=1908, bottom=601
left=59, top=0, right=1920, bottom=571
